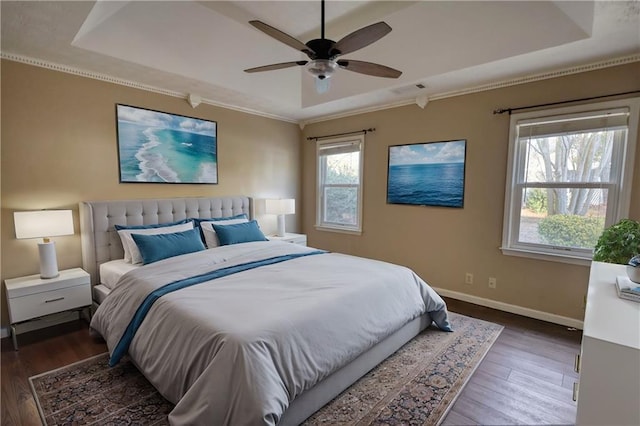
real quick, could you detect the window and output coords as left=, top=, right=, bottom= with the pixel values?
left=316, top=135, right=364, bottom=233
left=502, top=98, right=639, bottom=264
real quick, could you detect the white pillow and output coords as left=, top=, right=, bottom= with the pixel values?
left=118, top=222, right=194, bottom=264
left=200, top=218, right=249, bottom=248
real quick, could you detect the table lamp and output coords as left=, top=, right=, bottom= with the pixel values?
left=14, top=210, right=74, bottom=279
left=265, top=199, right=295, bottom=237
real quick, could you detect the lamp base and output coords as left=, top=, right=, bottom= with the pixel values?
left=275, top=214, right=286, bottom=237
left=41, top=272, right=60, bottom=279
left=38, top=241, right=60, bottom=279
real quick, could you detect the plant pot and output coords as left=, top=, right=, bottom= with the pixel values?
left=627, top=265, right=640, bottom=284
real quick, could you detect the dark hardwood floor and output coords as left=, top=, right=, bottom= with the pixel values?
left=1, top=321, right=106, bottom=426
left=442, top=298, right=582, bottom=425
left=1, top=298, right=582, bottom=425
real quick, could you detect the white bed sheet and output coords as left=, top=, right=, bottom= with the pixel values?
left=99, top=259, right=139, bottom=289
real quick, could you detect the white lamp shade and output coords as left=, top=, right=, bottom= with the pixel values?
left=265, top=199, right=295, bottom=215
left=14, top=210, right=74, bottom=239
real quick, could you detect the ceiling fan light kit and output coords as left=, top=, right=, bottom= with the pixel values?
left=306, top=59, right=337, bottom=80
left=245, top=0, right=402, bottom=93
left=307, top=59, right=337, bottom=93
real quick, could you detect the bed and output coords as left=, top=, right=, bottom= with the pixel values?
left=80, top=196, right=451, bottom=425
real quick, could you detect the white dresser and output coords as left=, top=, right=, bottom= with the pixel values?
left=575, top=261, right=640, bottom=425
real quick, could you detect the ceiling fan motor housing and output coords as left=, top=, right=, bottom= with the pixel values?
left=305, top=38, right=340, bottom=59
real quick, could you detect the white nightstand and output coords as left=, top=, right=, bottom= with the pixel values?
left=268, top=232, right=307, bottom=246
left=5, top=268, right=91, bottom=350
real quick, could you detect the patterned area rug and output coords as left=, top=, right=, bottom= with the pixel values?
left=30, top=312, right=502, bottom=425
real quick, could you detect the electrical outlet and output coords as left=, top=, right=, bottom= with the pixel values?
left=488, top=277, right=497, bottom=289
left=465, top=273, right=473, bottom=285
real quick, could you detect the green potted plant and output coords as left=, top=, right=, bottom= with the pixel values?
left=593, top=219, right=640, bottom=282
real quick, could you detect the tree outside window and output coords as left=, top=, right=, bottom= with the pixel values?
left=502, top=98, right=639, bottom=264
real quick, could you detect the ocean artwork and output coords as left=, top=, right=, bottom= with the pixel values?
left=116, top=104, right=218, bottom=184
left=387, top=140, right=466, bottom=208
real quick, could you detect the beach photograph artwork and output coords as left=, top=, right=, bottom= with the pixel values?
left=387, top=140, right=466, bottom=208
left=116, top=104, right=218, bottom=184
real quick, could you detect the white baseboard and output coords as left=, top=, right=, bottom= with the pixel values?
left=1, top=327, right=8, bottom=339
left=434, top=287, right=584, bottom=330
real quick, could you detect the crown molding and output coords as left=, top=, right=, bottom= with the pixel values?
left=301, top=54, right=640, bottom=126
left=0, top=52, right=298, bottom=124
left=3, top=51, right=638, bottom=127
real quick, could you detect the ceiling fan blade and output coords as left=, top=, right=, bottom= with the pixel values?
left=332, top=22, right=392, bottom=56
left=249, top=20, right=314, bottom=56
left=337, top=59, right=402, bottom=78
left=244, top=61, right=308, bottom=73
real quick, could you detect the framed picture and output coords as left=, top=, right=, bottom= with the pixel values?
left=387, top=139, right=466, bottom=208
left=116, top=104, right=218, bottom=184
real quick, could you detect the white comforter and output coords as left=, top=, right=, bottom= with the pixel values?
left=91, top=241, right=450, bottom=425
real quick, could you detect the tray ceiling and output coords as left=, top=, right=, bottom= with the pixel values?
left=2, top=1, right=639, bottom=123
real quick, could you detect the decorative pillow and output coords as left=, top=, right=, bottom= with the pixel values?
left=191, top=214, right=247, bottom=228
left=212, top=220, right=268, bottom=246
left=118, top=222, right=194, bottom=264
left=131, top=228, right=205, bottom=265
left=200, top=217, right=250, bottom=248
left=115, top=219, right=191, bottom=262
left=192, top=214, right=248, bottom=245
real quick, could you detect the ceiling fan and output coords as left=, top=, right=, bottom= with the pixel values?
left=244, top=0, right=402, bottom=93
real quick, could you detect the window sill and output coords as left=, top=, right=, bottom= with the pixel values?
left=500, top=247, right=592, bottom=267
left=314, top=225, right=362, bottom=236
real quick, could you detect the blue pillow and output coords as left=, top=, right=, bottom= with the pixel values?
left=131, top=227, right=205, bottom=264
left=212, top=220, right=268, bottom=246
left=191, top=214, right=248, bottom=228
left=115, top=218, right=190, bottom=231
left=191, top=214, right=248, bottom=243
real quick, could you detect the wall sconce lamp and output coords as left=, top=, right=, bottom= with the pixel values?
left=264, top=199, right=295, bottom=237
left=14, top=210, right=74, bottom=279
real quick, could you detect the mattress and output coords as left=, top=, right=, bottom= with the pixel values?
left=99, top=259, right=139, bottom=289
left=93, top=284, right=111, bottom=304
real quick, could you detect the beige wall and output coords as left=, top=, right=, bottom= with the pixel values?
left=1, top=60, right=302, bottom=327
left=301, top=62, right=640, bottom=322
left=2, top=59, right=638, bottom=329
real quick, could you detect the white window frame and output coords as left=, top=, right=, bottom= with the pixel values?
left=501, top=97, right=639, bottom=265
left=315, top=134, right=365, bottom=234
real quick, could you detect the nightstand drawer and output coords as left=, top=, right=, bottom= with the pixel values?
left=8, top=284, right=91, bottom=323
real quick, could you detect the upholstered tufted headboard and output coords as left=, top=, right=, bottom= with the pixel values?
left=79, top=196, right=252, bottom=284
